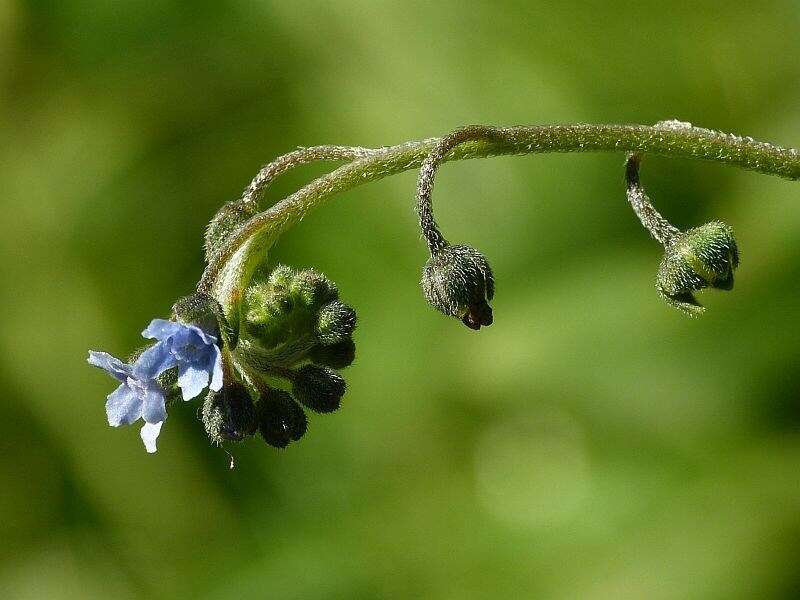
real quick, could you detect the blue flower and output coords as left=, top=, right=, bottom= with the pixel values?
left=137, top=319, right=224, bottom=400
left=87, top=351, right=167, bottom=453
left=88, top=319, right=223, bottom=453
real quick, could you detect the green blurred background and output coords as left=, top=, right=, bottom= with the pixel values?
left=3, top=1, right=800, bottom=598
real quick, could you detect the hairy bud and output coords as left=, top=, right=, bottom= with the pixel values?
left=201, top=382, right=258, bottom=445
left=309, top=338, right=356, bottom=370
left=657, top=221, right=739, bottom=315
left=292, top=365, right=346, bottom=413
left=256, top=388, right=308, bottom=448
left=315, top=301, right=357, bottom=345
left=290, top=269, right=339, bottom=308
left=421, top=244, right=495, bottom=330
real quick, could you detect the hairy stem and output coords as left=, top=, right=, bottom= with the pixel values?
left=200, top=122, right=800, bottom=291
left=416, top=126, right=510, bottom=254
left=625, top=153, right=681, bottom=246
left=239, top=144, right=381, bottom=209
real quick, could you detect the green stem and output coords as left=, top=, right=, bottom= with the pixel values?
left=200, top=122, right=800, bottom=292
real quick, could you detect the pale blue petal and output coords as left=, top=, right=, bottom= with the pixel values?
left=105, top=383, right=142, bottom=426
left=209, top=346, right=223, bottom=392
left=187, top=324, right=218, bottom=346
left=140, top=421, right=163, bottom=453
left=177, top=362, right=210, bottom=400
left=133, top=341, right=176, bottom=379
left=88, top=351, right=131, bottom=381
left=141, top=319, right=182, bottom=341
left=141, top=382, right=167, bottom=424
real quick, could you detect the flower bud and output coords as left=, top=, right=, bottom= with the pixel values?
left=292, top=365, right=346, bottom=413
left=421, top=244, right=494, bottom=330
left=201, top=382, right=258, bottom=445
left=315, top=301, right=357, bottom=345
left=309, top=338, right=356, bottom=370
left=256, top=388, right=308, bottom=448
left=656, top=221, right=739, bottom=315
left=242, top=281, right=296, bottom=348
left=290, top=269, right=339, bottom=308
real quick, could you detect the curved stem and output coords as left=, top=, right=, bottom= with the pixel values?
left=625, top=154, right=681, bottom=247
left=239, top=144, right=381, bottom=209
left=200, top=122, right=800, bottom=291
left=416, top=126, right=508, bottom=254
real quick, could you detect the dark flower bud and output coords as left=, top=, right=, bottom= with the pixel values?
left=292, top=365, right=346, bottom=413
left=290, top=269, right=339, bottom=308
left=201, top=382, right=258, bottom=445
left=657, top=221, right=740, bottom=316
left=315, top=301, right=357, bottom=345
left=309, top=338, right=356, bottom=370
left=421, top=244, right=495, bottom=330
left=256, top=388, right=308, bottom=448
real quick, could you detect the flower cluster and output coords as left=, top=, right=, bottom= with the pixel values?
left=88, top=266, right=356, bottom=455
left=88, top=317, right=223, bottom=452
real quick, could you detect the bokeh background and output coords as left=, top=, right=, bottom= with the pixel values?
left=3, top=1, right=800, bottom=598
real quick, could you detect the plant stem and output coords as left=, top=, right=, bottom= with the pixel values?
left=200, top=122, right=800, bottom=291
left=625, top=153, right=681, bottom=247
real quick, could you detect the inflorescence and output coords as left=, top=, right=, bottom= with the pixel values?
left=89, top=122, right=797, bottom=458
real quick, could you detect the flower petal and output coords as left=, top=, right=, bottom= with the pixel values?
left=133, top=341, right=176, bottom=379
left=140, top=421, right=163, bottom=453
left=141, top=319, right=182, bottom=341
left=88, top=351, right=131, bottom=381
left=177, top=361, right=210, bottom=400
left=105, top=383, right=142, bottom=426
left=141, top=382, right=167, bottom=424
left=209, top=346, right=223, bottom=392
left=186, top=323, right=218, bottom=346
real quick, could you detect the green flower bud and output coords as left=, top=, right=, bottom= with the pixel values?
left=201, top=382, right=258, bottom=445
left=292, top=365, right=346, bottom=413
left=656, top=221, right=739, bottom=316
left=256, top=388, right=308, bottom=448
left=267, top=264, right=295, bottom=290
left=421, top=244, right=494, bottom=330
left=315, top=300, right=357, bottom=345
left=290, top=269, right=339, bottom=308
left=309, top=338, right=356, bottom=370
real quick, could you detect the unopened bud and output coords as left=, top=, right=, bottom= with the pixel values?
left=309, top=338, right=356, bottom=370
left=315, top=301, right=357, bottom=345
left=421, top=244, right=494, bottom=330
left=201, top=382, right=258, bottom=445
left=290, top=269, right=339, bottom=308
left=292, top=365, right=346, bottom=413
left=657, top=221, right=739, bottom=315
left=256, top=388, right=308, bottom=448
